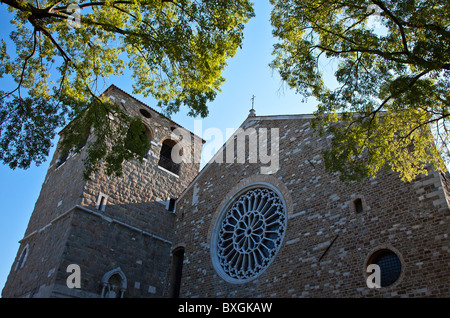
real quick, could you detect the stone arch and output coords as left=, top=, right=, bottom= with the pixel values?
left=100, top=267, right=127, bottom=298
left=142, top=123, right=154, bottom=141
left=158, top=138, right=181, bottom=175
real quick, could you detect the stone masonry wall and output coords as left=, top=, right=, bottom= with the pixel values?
left=2, top=128, right=89, bottom=297
left=2, top=213, right=74, bottom=297
left=174, top=115, right=450, bottom=298
left=77, top=85, right=202, bottom=253
left=22, top=138, right=88, bottom=237
left=51, top=208, right=173, bottom=298
left=3, top=85, right=202, bottom=298
left=65, top=86, right=202, bottom=297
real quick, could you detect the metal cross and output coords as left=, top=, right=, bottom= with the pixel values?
left=250, top=95, right=256, bottom=110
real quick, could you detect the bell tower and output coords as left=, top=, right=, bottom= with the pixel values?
left=2, top=85, right=203, bottom=298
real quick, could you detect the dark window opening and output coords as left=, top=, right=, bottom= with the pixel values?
left=98, top=197, right=105, bottom=210
left=354, top=198, right=364, bottom=214
left=139, top=108, right=152, bottom=119
left=16, top=246, right=28, bottom=270
left=368, top=249, right=402, bottom=287
left=167, top=198, right=177, bottom=212
left=97, top=193, right=108, bottom=212
left=171, top=247, right=185, bottom=298
left=158, top=140, right=180, bottom=175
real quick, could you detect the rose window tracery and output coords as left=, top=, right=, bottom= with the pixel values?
left=214, top=187, right=287, bottom=281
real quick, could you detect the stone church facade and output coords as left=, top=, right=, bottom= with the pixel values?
left=2, top=86, right=450, bottom=298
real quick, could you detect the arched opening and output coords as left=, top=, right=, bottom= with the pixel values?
left=158, top=139, right=180, bottom=175
left=100, top=267, right=127, bottom=298
left=125, top=120, right=152, bottom=158
left=139, top=108, right=152, bottom=118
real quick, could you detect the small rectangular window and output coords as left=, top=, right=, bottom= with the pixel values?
left=354, top=198, right=364, bottom=214
left=166, top=198, right=177, bottom=213
left=96, top=193, right=108, bottom=212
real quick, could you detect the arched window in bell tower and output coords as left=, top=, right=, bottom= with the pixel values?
left=125, top=120, right=152, bottom=159
left=158, top=139, right=180, bottom=175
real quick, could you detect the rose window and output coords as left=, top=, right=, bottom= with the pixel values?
left=214, top=187, right=287, bottom=282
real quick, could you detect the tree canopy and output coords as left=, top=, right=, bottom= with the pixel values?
left=271, top=0, right=450, bottom=182
left=0, top=0, right=254, bottom=177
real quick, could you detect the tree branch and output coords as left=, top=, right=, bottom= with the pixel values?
left=50, top=1, right=135, bottom=12
left=1, top=29, right=38, bottom=100
left=33, top=23, right=71, bottom=63
left=312, top=45, right=410, bottom=64
left=371, top=0, right=411, bottom=55
left=400, top=113, right=450, bottom=140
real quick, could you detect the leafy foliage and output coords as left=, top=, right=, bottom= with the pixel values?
left=271, top=0, right=450, bottom=182
left=0, top=0, right=254, bottom=177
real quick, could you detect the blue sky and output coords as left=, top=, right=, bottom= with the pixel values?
left=0, top=1, right=321, bottom=291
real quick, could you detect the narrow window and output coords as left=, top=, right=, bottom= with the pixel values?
left=354, top=198, right=364, bottom=214
left=15, top=244, right=29, bottom=271
left=170, top=247, right=185, bottom=298
left=96, top=193, right=108, bottom=212
left=167, top=198, right=177, bottom=212
left=99, top=196, right=105, bottom=210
